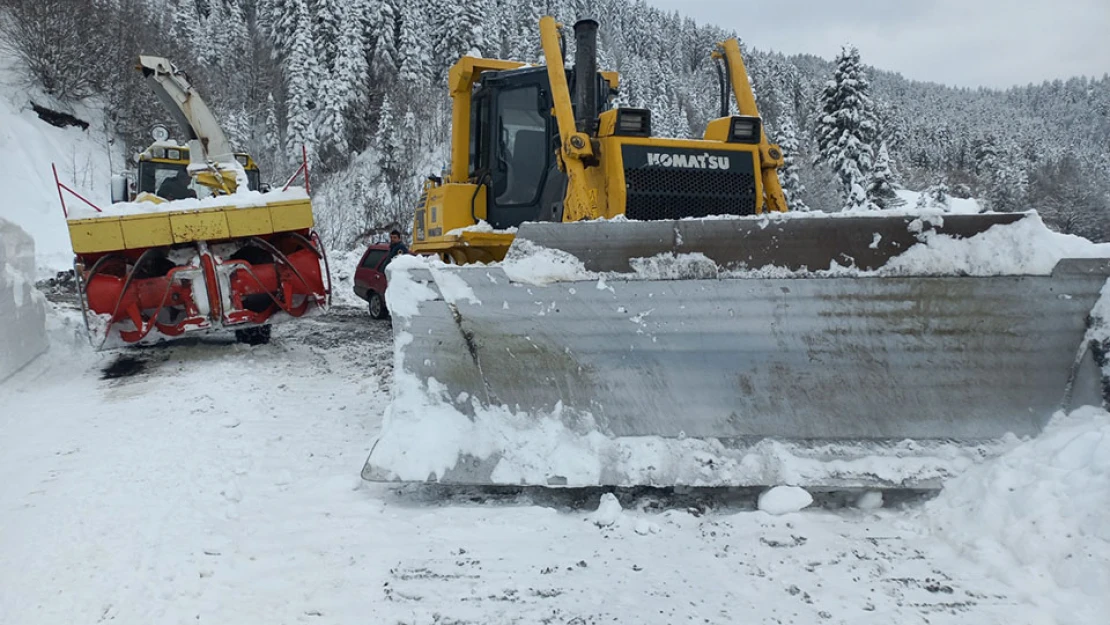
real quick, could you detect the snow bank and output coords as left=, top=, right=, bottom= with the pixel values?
left=0, top=53, right=120, bottom=274
left=0, top=218, right=47, bottom=382
left=923, top=407, right=1110, bottom=625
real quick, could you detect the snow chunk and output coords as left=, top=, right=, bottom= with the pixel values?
left=502, top=239, right=596, bottom=286
left=381, top=255, right=440, bottom=318
left=856, top=491, right=883, bottom=510
left=588, top=493, right=622, bottom=527
left=758, top=486, right=813, bottom=515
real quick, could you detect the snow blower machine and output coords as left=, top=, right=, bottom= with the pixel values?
left=60, top=56, right=330, bottom=348
left=362, top=17, right=1110, bottom=489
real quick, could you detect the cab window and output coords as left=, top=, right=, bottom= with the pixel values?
left=495, top=86, right=547, bottom=206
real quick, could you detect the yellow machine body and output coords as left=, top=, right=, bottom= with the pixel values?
left=411, top=17, right=786, bottom=263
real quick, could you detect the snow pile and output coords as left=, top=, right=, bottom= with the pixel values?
left=630, top=252, right=719, bottom=280
left=720, top=212, right=1110, bottom=278
left=881, top=213, right=1110, bottom=276
left=325, top=248, right=369, bottom=308
left=501, top=239, right=596, bottom=285
left=65, top=187, right=310, bottom=220
left=757, top=486, right=813, bottom=515
left=371, top=372, right=1007, bottom=487
left=923, top=406, right=1110, bottom=625
left=0, top=218, right=47, bottom=382
left=445, top=219, right=517, bottom=237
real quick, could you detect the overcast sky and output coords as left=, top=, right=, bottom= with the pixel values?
left=643, top=0, right=1110, bottom=88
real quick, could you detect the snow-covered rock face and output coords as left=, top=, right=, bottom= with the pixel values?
left=0, top=219, right=47, bottom=382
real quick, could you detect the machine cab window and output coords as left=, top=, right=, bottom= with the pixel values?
left=493, top=86, right=547, bottom=207
left=140, top=161, right=198, bottom=200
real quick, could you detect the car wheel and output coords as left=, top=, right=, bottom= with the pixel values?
left=235, top=325, right=272, bottom=345
left=368, top=291, right=389, bottom=320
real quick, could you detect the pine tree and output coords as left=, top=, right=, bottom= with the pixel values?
left=776, top=114, right=810, bottom=211
left=282, top=0, right=320, bottom=158
left=917, top=176, right=950, bottom=211
left=867, top=142, right=905, bottom=209
left=369, top=0, right=399, bottom=80
left=170, top=0, right=208, bottom=65
left=815, top=45, right=880, bottom=210
left=374, top=95, right=401, bottom=189
left=310, top=0, right=342, bottom=71
left=262, top=93, right=283, bottom=174
left=396, top=2, right=431, bottom=83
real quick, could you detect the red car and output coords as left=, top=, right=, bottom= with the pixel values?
left=353, top=244, right=393, bottom=319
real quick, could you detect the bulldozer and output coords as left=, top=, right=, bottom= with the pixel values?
left=61, top=56, right=330, bottom=348
left=362, top=17, right=1110, bottom=489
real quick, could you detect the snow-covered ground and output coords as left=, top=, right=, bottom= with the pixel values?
left=2, top=297, right=1106, bottom=624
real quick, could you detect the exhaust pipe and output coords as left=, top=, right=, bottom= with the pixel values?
left=573, top=19, right=599, bottom=134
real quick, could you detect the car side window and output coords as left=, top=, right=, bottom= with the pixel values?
left=361, top=250, right=387, bottom=269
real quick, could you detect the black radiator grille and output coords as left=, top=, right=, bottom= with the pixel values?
left=624, top=168, right=757, bottom=220
left=620, top=145, right=759, bottom=221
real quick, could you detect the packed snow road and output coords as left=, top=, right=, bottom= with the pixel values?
left=0, top=301, right=1095, bottom=624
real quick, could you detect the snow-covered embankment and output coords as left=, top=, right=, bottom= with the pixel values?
left=0, top=218, right=47, bottom=381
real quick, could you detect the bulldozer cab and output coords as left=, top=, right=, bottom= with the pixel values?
left=468, top=67, right=613, bottom=229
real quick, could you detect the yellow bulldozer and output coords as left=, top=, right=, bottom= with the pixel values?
left=362, top=17, right=1110, bottom=489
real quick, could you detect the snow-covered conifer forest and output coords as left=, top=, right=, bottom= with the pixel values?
left=2, top=0, right=1107, bottom=248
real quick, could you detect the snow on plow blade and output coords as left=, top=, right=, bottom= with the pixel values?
left=364, top=213, right=1110, bottom=488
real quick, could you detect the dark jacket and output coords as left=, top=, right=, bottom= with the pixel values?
left=389, top=241, right=409, bottom=258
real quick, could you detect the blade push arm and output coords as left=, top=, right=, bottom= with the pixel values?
left=714, top=40, right=789, bottom=213
left=539, top=16, right=605, bottom=221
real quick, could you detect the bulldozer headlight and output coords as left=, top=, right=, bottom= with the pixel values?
left=728, top=116, right=761, bottom=144
left=166, top=149, right=181, bottom=160
left=616, top=109, right=651, bottom=137
left=153, top=147, right=167, bottom=159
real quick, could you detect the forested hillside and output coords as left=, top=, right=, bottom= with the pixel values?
left=2, top=0, right=1107, bottom=248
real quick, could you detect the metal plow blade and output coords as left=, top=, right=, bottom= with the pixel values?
left=365, top=214, right=1110, bottom=489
